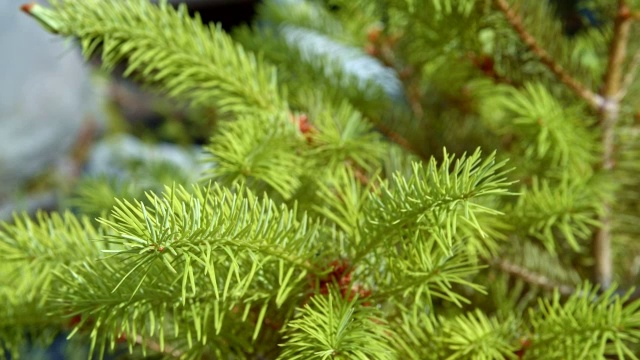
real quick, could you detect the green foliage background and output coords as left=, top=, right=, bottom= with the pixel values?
left=3, top=0, right=640, bottom=359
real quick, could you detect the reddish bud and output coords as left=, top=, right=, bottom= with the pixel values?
left=344, top=284, right=372, bottom=303
left=367, top=27, right=382, bottom=43
left=297, top=114, right=312, bottom=134
left=68, top=314, right=82, bottom=328
left=328, top=260, right=351, bottom=279
left=358, top=287, right=372, bottom=299
left=67, top=314, right=95, bottom=331
left=289, top=112, right=315, bottom=142
left=471, top=54, right=495, bottom=77
left=620, top=4, right=631, bottom=20
left=338, top=272, right=352, bottom=287
left=117, top=333, right=127, bottom=343
left=20, top=3, right=34, bottom=14
left=514, top=337, right=532, bottom=358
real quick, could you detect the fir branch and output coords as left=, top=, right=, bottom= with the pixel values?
left=52, top=241, right=305, bottom=358
left=14, top=0, right=640, bottom=358
left=362, top=149, right=513, bottom=255
left=437, top=309, right=520, bottom=359
left=0, top=212, right=105, bottom=358
left=312, top=166, right=370, bottom=242
left=307, top=101, right=388, bottom=173
left=98, top=184, right=321, bottom=291
left=390, top=308, right=521, bottom=360
left=371, top=241, right=486, bottom=308
left=52, top=258, right=259, bottom=359
left=507, top=177, right=600, bottom=253
left=389, top=311, right=442, bottom=360
left=203, top=117, right=305, bottom=199
left=0, top=211, right=103, bottom=302
left=23, top=0, right=287, bottom=118
left=279, top=289, right=396, bottom=360
left=47, top=183, right=325, bottom=358
left=232, top=21, right=420, bottom=161
left=357, top=150, right=513, bottom=308
left=492, top=0, right=602, bottom=109
left=526, top=284, right=640, bottom=359
left=481, top=82, right=598, bottom=176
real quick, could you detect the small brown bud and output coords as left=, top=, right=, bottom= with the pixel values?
left=367, top=26, right=382, bottom=43
left=20, top=3, right=34, bottom=14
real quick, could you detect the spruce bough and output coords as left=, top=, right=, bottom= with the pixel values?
left=3, top=0, right=640, bottom=358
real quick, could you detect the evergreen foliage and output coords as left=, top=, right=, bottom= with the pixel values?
left=4, top=0, right=640, bottom=358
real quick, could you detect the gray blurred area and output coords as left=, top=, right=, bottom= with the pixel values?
left=0, top=0, right=257, bottom=206
left=0, top=0, right=101, bottom=198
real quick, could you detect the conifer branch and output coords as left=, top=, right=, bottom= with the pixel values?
left=526, top=284, right=640, bottom=359
left=279, top=289, right=395, bottom=359
left=22, top=1, right=287, bottom=118
left=204, top=117, right=305, bottom=199
left=593, top=0, right=633, bottom=290
left=360, top=149, right=513, bottom=260
left=437, top=310, right=520, bottom=359
left=493, top=0, right=601, bottom=109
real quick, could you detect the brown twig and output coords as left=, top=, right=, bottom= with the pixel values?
left=371, top=117, right=426, bottom=160
left=493, top=0, right=602, bottom=109
left=616, top=48, right=640, bottom=101
left=492, top=258, right=575, bottom=295
left=593, top=1, right=633, bottom=290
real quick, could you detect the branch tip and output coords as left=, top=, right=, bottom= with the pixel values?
left=20, top=3, right=34, bottom=14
